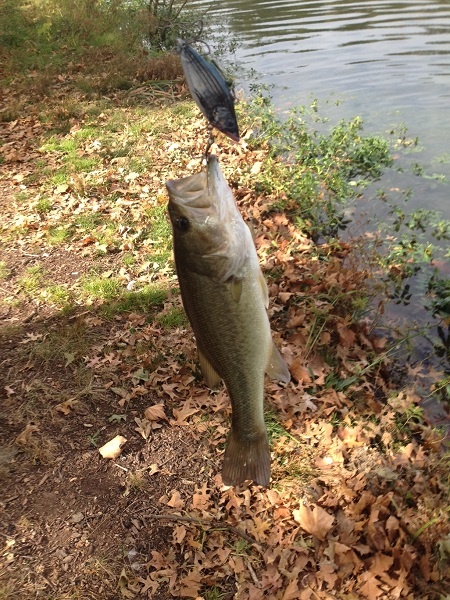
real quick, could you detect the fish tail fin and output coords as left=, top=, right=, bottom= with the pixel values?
left=221, top=429, right=271, bottom=487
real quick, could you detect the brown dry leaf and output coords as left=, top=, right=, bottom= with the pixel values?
left=54, top=399, right=78, bottom=415
left=144, top=403, right=167, bottom=422
left=15, top=423, right=39, bottom=445
left=176, top=570, right=202, bottom=598
left=359, top=573, right=382, bottom=599
left=337, top=322, right=356, bottom=347
left=167, top=490, right=184, bottom=510
left=117, top=568, right=138, bottom=598
left=170, top=403, right=200, bottom=425
left=173, top=524, right=186, bottom=544
left=134, top=417, right=153, bottom=440
left=191, top=483, right=211, bottom=511
left=281, top=577, right=300, bottom=600
left=293, top=502, right=334, bottom=541
left=370, top=553, right=394, bottom=576
left=290, top=357, right=312, bottom=384
left=98, top=435, right=127, bottom=459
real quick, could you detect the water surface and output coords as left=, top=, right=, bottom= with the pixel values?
left=191, top=0, right=450, bottom=215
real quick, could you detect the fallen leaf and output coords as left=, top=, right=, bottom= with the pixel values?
left=290, top=357, right=312, bottom=383
left=54, top=399, right=79, bottom=415
left=170, top=403, right=200, bottom=425
left=293, top=502, right=334, bottom=541
left=15, top=423, right=39, bottom=445
left=167, top=490, right=184, bottom=510
left=144, top=404, right=167, bottom=422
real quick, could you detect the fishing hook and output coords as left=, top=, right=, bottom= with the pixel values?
left=202, top=124, right=215, bottom=165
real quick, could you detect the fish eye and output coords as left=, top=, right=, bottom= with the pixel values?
left=175, top=216, right=190, bottom=232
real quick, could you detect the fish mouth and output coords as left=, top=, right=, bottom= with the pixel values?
left=166, top=170, right=210, bottom=209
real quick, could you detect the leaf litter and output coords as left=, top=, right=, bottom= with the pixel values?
left=0, top=65, right=449, bottom=600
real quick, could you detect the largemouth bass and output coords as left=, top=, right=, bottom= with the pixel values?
left=166, top=156, right=290, bottom=487
left=177, top=39, right=239, bottom=142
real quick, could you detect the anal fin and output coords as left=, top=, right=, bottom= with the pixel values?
left=265, top=342, right=291, bottom=383
left=198, top=348, right=222, bottom=389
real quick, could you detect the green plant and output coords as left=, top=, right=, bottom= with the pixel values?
left=104, top=284, right=169, bottom=316
left=48, top=225, right=72, bottom=245
left=0, top=261, right=10, bottom=280
left=240, top=93, right=392, bottom=240
left=156, top=306, right=186, bottom=328
left=18, top=265, right=44, bottom=294
left=137, top=0, right=203, bottom=50
left=35, top=198, right=53, bottom=213
left=203, top=587, right=228, bottom=600
left=82, top=276, right=123, bottom=302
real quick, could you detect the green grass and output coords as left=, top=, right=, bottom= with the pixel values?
left=122, top=253, right=136, bottom=266
left=50, top=171, right=70, bottom=186
left=75, top=213, right=104, bottom=232
left=265, top=411, right=292, bottom=444
left=156, top=306, right=187, bottom=329
left=18, top=265, right=44, bottom=294
left=203, top=587, right=228, bottom=600
left=104, top=284, right=169, bottom=317
left=0, top=261, right=10, bottom=280
left=48, top=226, right=73, bottom=245
left=45, top=284, right=73, bottom=309
left=15, top=191, right=30, bottom=203
left=30, top=321, right=96, bottom=363
left=81, top=276, right=123, bottom=302
left=68, top=156, right=101, bottom=173
left=35, top=198, right=53, bottom=214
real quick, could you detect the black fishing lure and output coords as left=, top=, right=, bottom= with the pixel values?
left=177, top=39, right=239, bottom=142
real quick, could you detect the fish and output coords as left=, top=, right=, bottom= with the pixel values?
left=166, top=155, right=290, bottom=487
left=177, top=39, right=240, bottom=142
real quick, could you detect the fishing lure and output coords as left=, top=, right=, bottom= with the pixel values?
left=177, top=39, right=239, bottom=142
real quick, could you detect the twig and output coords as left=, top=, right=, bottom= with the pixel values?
left=246, top=559, right=260, bottom=587
left=143, top=513, right=260, bottom=547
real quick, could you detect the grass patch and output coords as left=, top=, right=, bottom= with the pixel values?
left=81, top=275, right=123, bottom=302
left=0, top=261, right=10, bottom=280
left=156, top=306, right=187, bottom=329
left=67, top=156, right=101, bottom=173
left=104, top=284, right=169, bottom=317
left=30, top=321, right=97, bottom=364
left=35, top=198, right=53, bottom=214
left=44, top=284, right=74, bottom=310
left=265, top=410, right=292, bottom=444
left=48, top=226, right=73, bottom=245
left=17, top=265, right=44, bottom=294
left=75, top=213, right=104, bottom=232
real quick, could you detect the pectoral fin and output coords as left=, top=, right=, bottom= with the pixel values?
left=265, top=343, right=291, bottom=383
left=198, top=348, right=222, bottom=389
left=258, top=270, right=269, bottom=309
left=229, top=277, right=243, bottom=303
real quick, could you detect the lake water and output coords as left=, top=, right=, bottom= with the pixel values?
left=188, top=0, right=450, bottom=424
left=189, top=0, right=450, bottom=214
